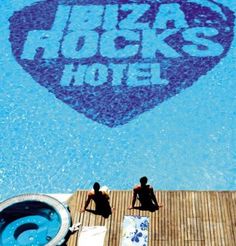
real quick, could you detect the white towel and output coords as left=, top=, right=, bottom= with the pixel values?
left=77, top=226, right=107, bottom=246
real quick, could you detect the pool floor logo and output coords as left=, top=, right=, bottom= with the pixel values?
left=9, top=0, right=234, bottom=127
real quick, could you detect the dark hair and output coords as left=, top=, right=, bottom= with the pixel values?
left=93, top=182, right=100, bottom=191
left=140, top=176, right=148, bottom=185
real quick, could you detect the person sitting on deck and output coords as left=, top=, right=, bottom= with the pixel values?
left=128, top=176, right=163, bottom=211
left=81, top=182, right=112, bottom=218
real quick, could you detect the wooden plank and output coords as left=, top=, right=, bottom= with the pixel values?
left=202, top=191, right=212, bottom=245
left=180, top=191, right=187, bottom=245
left=114, top=191, right=122, bottom=245
left=196, top=192, right=204, bottom=243
left=216, top=192, right=227, bottom=245
left=169, top=191, right=176, bottom=246
left=156, top=190, right=163, bottom=246
left=185, top=191, right=192, bottom=242
left=175, top=191, right=181, bottom=246
left=162, top=190, right=169, bottom=243
left=194, top=191, right=205, bottom=242
left=228, top=192, right=236, bottom=245
left=209, top=191, right=222, bottom=245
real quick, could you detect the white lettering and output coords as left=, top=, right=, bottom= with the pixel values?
left=142, top=29, right=180, bottom=58
left=100, top=30, right=139, bottom=58
left=182, top=27, right=224, bottom=57
left=153, top=3, right=188, bottom=29
left=119, top=4, right=150, bottom=30
left=21, top=6, right=70, bottom=59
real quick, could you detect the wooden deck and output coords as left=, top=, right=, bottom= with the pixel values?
left=67, top=190, right=236, bottom=246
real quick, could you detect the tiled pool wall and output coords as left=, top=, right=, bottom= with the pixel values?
left=0, top=0, right=236, bottom=201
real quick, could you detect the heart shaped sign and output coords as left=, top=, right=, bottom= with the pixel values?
left=9, top=0, right=234, bottom=127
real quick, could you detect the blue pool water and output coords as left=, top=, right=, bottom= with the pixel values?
left=0, top=0, right=236, bottom=201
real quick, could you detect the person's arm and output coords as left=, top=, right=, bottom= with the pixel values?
left=81, top=192, right=92, bottom=212
left=129, top=188, right=138, bottom=209
left=150, top=187, right=158, bottom=207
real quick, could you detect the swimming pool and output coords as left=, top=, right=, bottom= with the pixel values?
left=0, top=0, right=236, bottom=201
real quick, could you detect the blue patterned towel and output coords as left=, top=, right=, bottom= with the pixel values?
left=120, top=215, right=149, bottom=246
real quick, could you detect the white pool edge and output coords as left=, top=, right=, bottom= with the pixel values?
left=46, top=193, right=72, bottom=204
